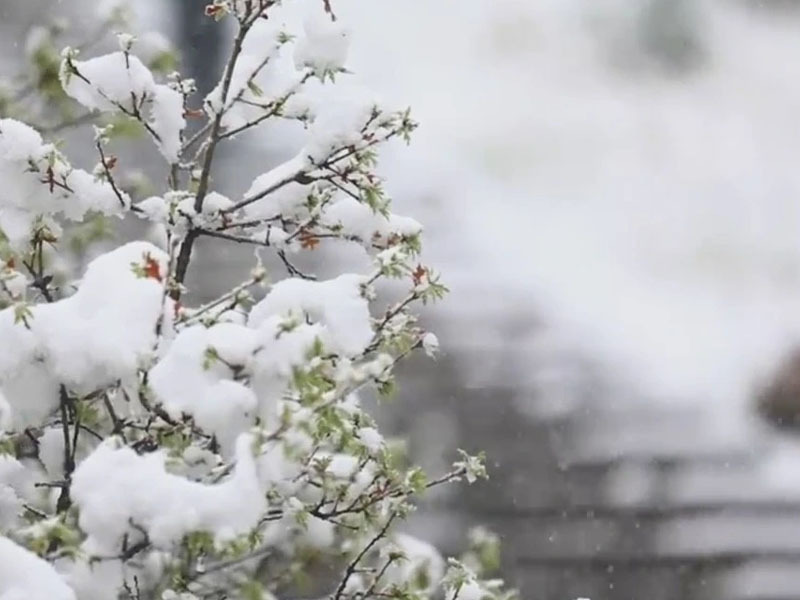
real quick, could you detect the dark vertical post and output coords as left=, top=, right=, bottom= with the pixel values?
left=638, top=0, right=705, bottom=73
left=174, top=0, right=226, bottom=97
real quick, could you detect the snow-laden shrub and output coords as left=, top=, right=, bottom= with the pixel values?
left=0, top=2, right=517, bottom=599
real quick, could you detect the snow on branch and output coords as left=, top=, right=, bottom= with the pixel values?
left=0, top=2, right=518, bottom=599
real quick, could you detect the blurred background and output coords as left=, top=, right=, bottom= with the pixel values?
left=8, top=0, right=800, bottom=598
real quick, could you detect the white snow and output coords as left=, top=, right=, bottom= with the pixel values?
left=249, top=274, right=372, bottom=356
left=422, top=332, right=439, bottom=358
left=71, top=433, right=265, bottom=553
left=64, top=169, right=128, bottom=218
left=294, top=11, right=350, bottom=76
left=149, top=324, right=258, bottom=454
left=136, top=195, right=169, bottom=223
left=0, top=536, right=75, bottom=600
left=61, top=51, right=155, bottom=113
left=150, top=84, right=185, bottom=163
left=0, top=242, right=169, bottom=426
left=321, top=196, right=422, bottom=246
left=243, top=173, right=311, bottom=221
left=0, top=119, right=127, bottom=248
left=304, top=89, right=377, bottom=162
left=0, top=455, right=31, bottom=531
left=61, top=50, right=186, bottom=163
left=357, top=426, right=383, bottom=453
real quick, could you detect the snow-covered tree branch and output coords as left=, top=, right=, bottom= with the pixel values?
left=0, top=2, right=517, bottom=599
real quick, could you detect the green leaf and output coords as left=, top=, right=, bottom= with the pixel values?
left=13, top=303, right=33, bottom=327
left=247, top=80, right=264, bottom=97
left=148, top=51, right=178, bottom=75
left=240, top=580, right=265, bottom=600
left=203, top=346, right=219, bottom=370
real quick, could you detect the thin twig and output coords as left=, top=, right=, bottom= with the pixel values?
left=56, top=385, right=74, bottom=512
left=173, top=18, right=254, bottom=297
left=96, top=141, right=128, bottom=208
left=333, top=512, right=397, bottom=600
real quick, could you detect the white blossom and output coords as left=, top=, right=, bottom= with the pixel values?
left=422, top=332, right=440, bottom=358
